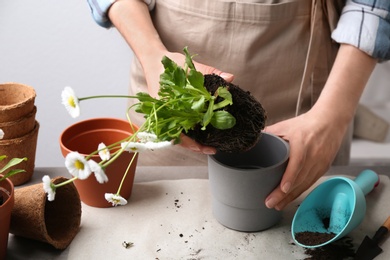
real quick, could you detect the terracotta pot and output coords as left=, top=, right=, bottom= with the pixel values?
left=0, top=175, right=14, bottom=260
left=0, top=121, right=40, bottom=186
left=59, top=118, right=139, bottom=208
left=208, top=132, right=290, bottom=232
left=10, top=176, right=81, bottom=249
left=0, top=82, right=36, bottom=122
left=0, top=106, right=37, bottom=140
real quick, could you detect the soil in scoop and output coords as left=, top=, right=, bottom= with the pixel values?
left=302, top=236, right=356, bottom=260
left=295, top=217, right=335, bottom=246
left=295, top=231, right=336, bottom=246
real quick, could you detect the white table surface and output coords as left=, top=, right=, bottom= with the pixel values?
left=6, top=166, right=390, bottom=260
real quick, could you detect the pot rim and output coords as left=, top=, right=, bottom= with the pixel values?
left=0, top=106, right=37, bottom=127
left=0, top=174, right=14, bottom=208
left=0, top=121, right=40, bottom=145
left=0, top=82, right=36, bottom=110
left=59, top=117, right=139, bottom=157
left=209, top=132, right=290, bottom=171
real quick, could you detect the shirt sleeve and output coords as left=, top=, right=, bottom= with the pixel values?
left=87, top=0, right=156, bottom=29
left=331, top=0, right=390, bottom=61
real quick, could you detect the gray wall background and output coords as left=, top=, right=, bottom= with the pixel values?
left=1, top=0, right=389, bottom=167
left=1, top=0, right=131, bottom=167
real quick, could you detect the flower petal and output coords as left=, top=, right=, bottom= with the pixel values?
left=98, top=142, right=111, bottom=161
left=144, top=141, right=172, bottom=150
left=65, top=152, right=92, bottom=180
left=88, top=160, right=108, bottom=184
left=104, top=193, right=127, bottom=206
left=121, top=142, right=147, bottom=152
left=42, top=175, right=56, bottom=201
left=137, top=132, right=157, bottom=142
left=61, top=86, right=80, bottom=118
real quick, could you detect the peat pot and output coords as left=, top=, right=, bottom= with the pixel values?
left=0, top=82, right=36, bottom=122
left=208, top=132, right=289, bottom=232
left=10, top=176, right=81, bottom=250
left=59, top=118, right=139, bottom=208
left=0, top=175, right=14, bottom=259
left=0, top=121, right=40, bottom=186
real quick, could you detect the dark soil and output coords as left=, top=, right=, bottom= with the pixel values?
left=302, top=236, right=356, bottom=260
left=0, top=188, right=8, bottom=206
left=295, top=231, right=336, bottom=246
left=186, top=74, right=267, bottom=153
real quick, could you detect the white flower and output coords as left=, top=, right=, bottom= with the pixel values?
left=105, top=193, right=127, bottom=206
left=42, top=175, right=56, bottom=201
left=144, top=141, right=172, bottom=150
left=88, top=160, right=108, bottom=184
left=137, top=132, right=157, bottom=142
left=0, top=129, right=4, bottom=139
left=61, top=86, right=80, bottom=118
left=121, top=142, right=148, bottom=152
left=121, top=141, right=172, bottom=152
left=98, top=142, right=110, bottom=161
left=65, top=152, right=92, bottom=180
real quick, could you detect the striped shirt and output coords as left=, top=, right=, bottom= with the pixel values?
left=87, top=0, right=390, bottom=60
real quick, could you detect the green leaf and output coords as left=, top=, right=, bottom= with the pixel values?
left=173, top=67, right=186, bottom=88
left=183, top=46, right=196, bottom=71
left=210, top=111, right=236, bottom=129
left=0, top=157, right=27, bottom=182
left=191, top=96, right=205, bottom=112
left=216, top=87, right=233, bottom=104
left=187, top=70, right=205, bottom=91
left=0, top=157, right=27, bottom=174
left=0, top=169, right=26, bottom=181
left=201, top=98, right=215, bottom=130
left=161, top=55, right=177, bottom=72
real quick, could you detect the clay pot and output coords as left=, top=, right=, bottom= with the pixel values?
left=0, top=121, right=40, bottom=186
left=0, top=106, right=37, bottom=140
left=59, top=118, right=139, bottom=208
left=10, top=176, right=81, bottom=249
left=0, top=82, right=36, bottom=122
left=0, top=175, right=14, bottom=259
left=208, top=132, right=290, bottom=232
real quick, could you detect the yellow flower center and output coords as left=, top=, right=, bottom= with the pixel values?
left=68, top=96, right=76, bottom=108
left=74, top=160, right=84, bottom=170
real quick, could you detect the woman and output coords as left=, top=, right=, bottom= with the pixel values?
left=87, top=0, right=390, bottom=210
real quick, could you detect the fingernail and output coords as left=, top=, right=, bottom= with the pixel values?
left=220, top=72, right=233, bottom=80
left=282, top=182, right=291, bottom=193
left=190, top=146, right=200, bottom=152
left=265, top=197, right=276, bottom=209
left=203, top=148, right=216, bottom=155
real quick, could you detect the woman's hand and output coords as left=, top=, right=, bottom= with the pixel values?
left=264, top=108, right=347, bottom=211
left=264, top=44, right=377, bottom=210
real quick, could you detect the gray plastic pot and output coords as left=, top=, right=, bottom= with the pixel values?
left=208, top=132, right=289, bottom=232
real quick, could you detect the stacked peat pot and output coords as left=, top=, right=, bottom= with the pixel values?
left=0, top=82, right=39, bottom=185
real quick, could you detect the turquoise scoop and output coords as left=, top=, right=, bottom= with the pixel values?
left=292, top=169, right=380, bottom=248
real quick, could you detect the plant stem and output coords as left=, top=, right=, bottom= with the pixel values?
left=116, top=152, right=138, bottom=195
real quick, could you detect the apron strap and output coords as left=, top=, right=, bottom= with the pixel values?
left=295, top=0, right=323, bottom=116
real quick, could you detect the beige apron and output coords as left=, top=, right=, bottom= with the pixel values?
left=128, top=0, right=349, bottom=166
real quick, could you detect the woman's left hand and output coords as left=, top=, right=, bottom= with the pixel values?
left=263, top=109, right=348, bottom=210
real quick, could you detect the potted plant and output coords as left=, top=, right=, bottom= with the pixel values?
left=0, top=155, right=26, bottom=259
left=42, top=47, right=267, bottom=211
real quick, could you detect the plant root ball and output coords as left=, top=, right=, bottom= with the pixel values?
left=186, top=74, right=267, bottom=153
